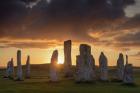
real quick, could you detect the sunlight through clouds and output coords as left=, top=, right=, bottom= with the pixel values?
left=46, top=0, right=51, bottom=3
left=125, top=0, right=140, bottom=17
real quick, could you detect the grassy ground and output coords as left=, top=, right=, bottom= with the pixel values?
left=0, top=64, right=140, bottom=93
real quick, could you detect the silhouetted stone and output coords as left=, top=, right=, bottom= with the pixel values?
left=16, top=50, right=23, bottom=81
left=75, top=44, right=96, bottom=83
left=25, top=55, right=31, bottom=78
left=123, top=55, right=134, bottom=84
left=50, top=50, right=59, bottom=82
left=64, top=40, right=73, bottom=77
left=5, top=61, right=11, bottom=78
left=117, top=53, right=124, bottom=81
left=123, top=64, right=134, bottom=84
left=9, top=58, right=14, bottom=79
left=126, top=55, right=128, bottom=65
left=5, top=58, right=15, bottom=79
left=99, top=52, right=108, bottom=81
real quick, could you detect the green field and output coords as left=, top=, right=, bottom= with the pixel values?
left=0, top=64, right=140, bottom=93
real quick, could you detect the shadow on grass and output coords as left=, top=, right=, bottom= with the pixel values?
left=121, top=83, right=137, bottom=88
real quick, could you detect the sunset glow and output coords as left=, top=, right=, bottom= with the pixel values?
left=0, top=1, right=140, bottom=93
left=0, top=0, right=140, bottom=68
left=0, top=43, right=139, bottom=68
left=58, top=55, right=64, bottom=64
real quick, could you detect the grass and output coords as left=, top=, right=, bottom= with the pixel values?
left=0, top=64, right=140, bottom=93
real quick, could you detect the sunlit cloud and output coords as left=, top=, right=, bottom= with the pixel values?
left=46, top=0, right=51, bottom=3
left=125, top=0, right=140, bottom=17
left=0, top=0, right=140, bottom=66
left=24, top=0, right=41, bottom=9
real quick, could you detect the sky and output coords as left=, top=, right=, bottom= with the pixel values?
left=0, top=0, right=140, bottom=67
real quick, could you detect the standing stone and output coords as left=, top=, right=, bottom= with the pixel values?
left=9, top=58, right=14, bottom=79
left=5, top=58, right=14, bottom=79
left=50, top=50, right=59, bottom=82
left=123, top=55, right=134, bottom=84
left=5, top=61, right=11, bottom=78
left=75, top=44, right=96, bottom=82
left=16, top=50, right=23, bottom=80
left=64, top=40, right=73, bottom=77
left=25, top=55, right=31, bottom=78
left=126, top=55, right=128, bottom=65
left=99, top=52, right=108, bottom=81
left=116, top=53, right=124, bottom=81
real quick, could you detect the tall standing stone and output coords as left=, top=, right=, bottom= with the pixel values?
left=75, top=44, right=96, bottom=83
left=25, top=55, right=31, bottom=78
left=16, top=50, right=23, bottom=80
left=123, top=55, right=134, bottom=84
left=64, top=40, right=73, bottom=77
left=5, top=61, right=11, bottom=78
left=126, top=55, right=128, bottom=65
left=117, top=53, right=124, bottom=81
left=99, top=52, right=108, bottom=81
left=5, top=58, right=15, bottom=79
left=50, top=50, right=59, bottom=82
left=9, top=58, right=14, bottom=79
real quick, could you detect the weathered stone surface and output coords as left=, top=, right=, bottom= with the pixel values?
left=16, top=50, right=23, bottom=80
left=99, top=52, right=108, bottom=81
left=75, top=44, right=96, bottom=82
left=64, top=40, right=73, bottom=77
left=50, top=50, right=59, bottom=82
left=25, top=55, right=31, bottom=78
left=123, top=55, right=134, bottom=84
left=123, top=64, right=134, bottom=84
left=5, top=61, right=11, bottom=78
left=9, top=58, right=14, bottom=79
left=5, top=58, right=14, bottom=79
left=117, top=53, right=124, bottom=81
left=126, top=55, right=128, bottom=65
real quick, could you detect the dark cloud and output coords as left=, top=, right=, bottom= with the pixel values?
left=123, top=0, right=135, bottom=5
left=110, top=14, right=140, bottom=50
left=0, top=0, right=137, bottom=49
left=0, top=0, right=27, bottom=24
left=118, top=14, right=140, bottom=30
left=115, top=31, right=140, bottom=43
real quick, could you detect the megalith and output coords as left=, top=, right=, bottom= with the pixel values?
left=99, top=52, right=108, bottom=81
left=64, top=40, right=73, bottom=77
left=75, top=44, right=96, bottom=83
left=50, top=50, right=59, bottom=82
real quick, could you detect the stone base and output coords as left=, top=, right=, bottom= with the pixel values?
left=110, top=78, right=123, bottom=82
left=14, top=78, right=24, bottom=81
left=3, top=76, right=14, bottom=80
left=64, top=73, right=73, bottom=78
left=98, top=80, right=110, bottom=83
left=99, top=78, right=109, bottom=82
left=48, top=80, right=60, bottom=83
left=122, top=83, right=136, bottom=87
left=25, top=76, right=31, bottom=79
left=75, top=80, right=95, bottom=84
left=3, top=76, right=8, bottom=78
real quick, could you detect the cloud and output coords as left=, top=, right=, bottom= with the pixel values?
left=0, top=0, right=138, bottom=49
left=0, top=39, right=63, bottom=49
left=115, top=30, right=140, bottom=43
left=118, top=14, right=140, bottom=30
left=125, top=0, right=140, bottom=17
left=0, top=0, right=27, bottom=22
left=112, top=15, right=140, bottom=49
left=130, top=52, right=140, bottom=57
left=23, top=0, right=42, bottom=8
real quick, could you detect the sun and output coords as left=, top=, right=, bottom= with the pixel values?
left=58, top=54, right=64, bottom=64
